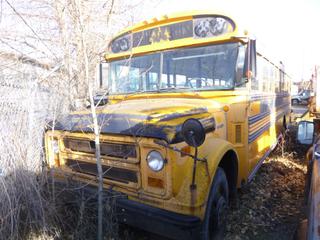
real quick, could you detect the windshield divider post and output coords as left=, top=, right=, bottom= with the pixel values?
left=158, top=52, right=163, bottom=91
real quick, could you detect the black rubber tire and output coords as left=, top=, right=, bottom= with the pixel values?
left=292, top=99, right=299, bottom=105
left=283, top=116, right=287, bottom=131
left=304, top=152, right=313, bottom=204
left=201, top=167, right=229, bottom=240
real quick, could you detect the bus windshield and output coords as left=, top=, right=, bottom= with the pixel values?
left=107, top=42, right=241, bottom=94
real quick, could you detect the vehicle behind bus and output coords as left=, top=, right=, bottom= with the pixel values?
left=295, top=68, right=320, bottom=240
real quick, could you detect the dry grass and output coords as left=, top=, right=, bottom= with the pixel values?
left=0, top=169, right=120, bottom=240
left=225, top=126, right=308, bottom=240
left=0, top=79, right=118, bottom=239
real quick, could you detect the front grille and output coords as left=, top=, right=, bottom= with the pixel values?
left=64, top=138, right=137, bottom=159
left=65, top=159, right=138, bottom=183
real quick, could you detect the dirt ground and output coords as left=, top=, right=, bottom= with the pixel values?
left=226, top=125, right=308, bottom=240
left=225, top=151, right=307, bottom=240
left=121, top=125, right=308, bottom=240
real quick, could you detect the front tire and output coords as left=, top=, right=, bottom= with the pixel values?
left=202, top=167, right=229, bottom=240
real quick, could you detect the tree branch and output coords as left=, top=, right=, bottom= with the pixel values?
left=0, top=51, right=53, bottom=70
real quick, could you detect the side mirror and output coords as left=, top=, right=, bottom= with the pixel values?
left=181, top=118, right=205, bottom=147
left=93, top=94, right=108, bottom=106
left=86, top=92, right=109, bottom=108
left=297, top=121, right=314, bottom=145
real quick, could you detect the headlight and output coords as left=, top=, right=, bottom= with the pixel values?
left=147, top=151, right=165, bottom=172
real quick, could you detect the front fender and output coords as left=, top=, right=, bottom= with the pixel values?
left=196, top=136, right=238, bottom=218
left=177, top=135, right=238, bottom=216
left=169, top=134, right=238, bottom=219
left=198, top=136, right=238, bottom=178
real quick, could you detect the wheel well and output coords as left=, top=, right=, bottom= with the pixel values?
left=218, top=150, right=238, bottom=199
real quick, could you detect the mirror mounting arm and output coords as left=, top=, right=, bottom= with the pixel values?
left=154, top=140, right=207, bottom=162
left=154, top=139, right=210, bottom=205
left=156, top=118, right=214, bottom=205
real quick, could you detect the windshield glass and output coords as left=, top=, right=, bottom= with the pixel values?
left=107, top=42, right=241, bottom=94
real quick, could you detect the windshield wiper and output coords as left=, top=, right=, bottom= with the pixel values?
left=123, top=89, right=161, bottom=97
left=124, top=90, right=148, bottom=96
left=158, top=86, right=191, bottom=92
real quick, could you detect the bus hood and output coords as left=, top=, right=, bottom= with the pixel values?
left=52, top=98, right=221, bottom=143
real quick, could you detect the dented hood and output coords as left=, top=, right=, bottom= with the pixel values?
left=53, top=98, right=221, bottom=143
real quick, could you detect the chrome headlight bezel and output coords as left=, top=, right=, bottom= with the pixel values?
left=146, top=150, right=165, bottom=172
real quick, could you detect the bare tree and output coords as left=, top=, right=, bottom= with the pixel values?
left=0, top=0, right=159, bottom=238
left=72, top=1, right=108, bottom=238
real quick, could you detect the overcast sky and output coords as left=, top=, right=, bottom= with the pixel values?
left=147, top=0, right=320, bottom=82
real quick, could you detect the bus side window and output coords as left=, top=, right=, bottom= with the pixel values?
left=249, top=40, right=258, bottom=90
left=275, top=65, right=280, bottom=93
left=279, top=61, right=285, bottom=93
left=235, top=44, right=246, bottom=87
left=257, top=55, right=268, bottom=92
left=272, top=67, right=277, bottom=92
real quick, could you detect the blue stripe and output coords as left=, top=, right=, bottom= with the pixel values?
left=248, top=97, right=290, bottom=144
left=249, top=111, right=270, bottom=124
left=249, top=102, right=290, bottom=126
left=250, top=93, right=290, bottom=101
left=248, top=108, right=290, bottom=144
left=249, top=122, right=271, bottom=143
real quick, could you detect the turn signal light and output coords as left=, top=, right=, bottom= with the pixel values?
left=180, top=145, right=191, bottom=157
left=148, top=177, right=164, bottom=188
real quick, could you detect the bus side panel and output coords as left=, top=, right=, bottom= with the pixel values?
left=248, top=94, right=277, bottom=174
left=275, top=93, right=291, bottom=135
left=227, top=97, right=249, bottom=187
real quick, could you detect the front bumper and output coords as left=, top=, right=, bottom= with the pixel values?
left=117, top=195, right=202, bottom=239
left=50, top=179, right=202, bottom=240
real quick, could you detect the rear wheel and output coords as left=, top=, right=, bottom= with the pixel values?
left=202, top=167, right=229, bottom=240
left=292, top=99, right=299, bottom=105
left=282, top=116, right=287, bottom=131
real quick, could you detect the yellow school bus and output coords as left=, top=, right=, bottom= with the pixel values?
left=45, top=11, right=291, bottom=239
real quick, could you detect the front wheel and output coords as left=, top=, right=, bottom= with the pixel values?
left=201, top=167, right=229, bottom=240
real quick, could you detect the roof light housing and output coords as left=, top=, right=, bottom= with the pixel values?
left=109, top=33, right=132, bottom=54
left=193, top=16, right=235, bottom=38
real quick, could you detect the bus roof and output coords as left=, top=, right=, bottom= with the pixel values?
left=105, top=11, right=291, bottom=78
left=105, top=11, right=246, bottom=61
left=113, top=11, right=235, bottom=38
